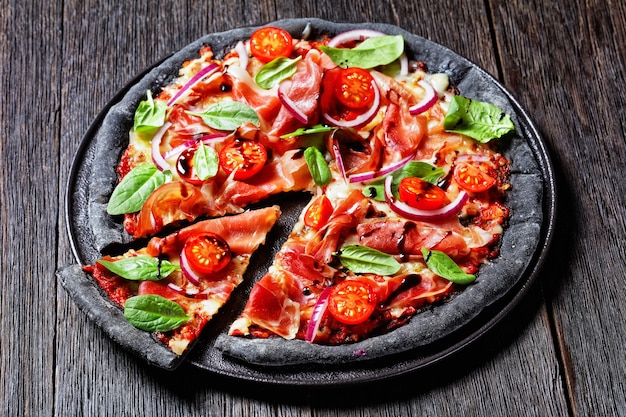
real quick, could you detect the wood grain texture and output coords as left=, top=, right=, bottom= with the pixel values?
left=1, top=0, right=623, bottom=415
left=490, top=0, right=626, bottom=415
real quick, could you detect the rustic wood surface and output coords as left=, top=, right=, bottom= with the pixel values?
left=1, top=0, right=624, bottom=415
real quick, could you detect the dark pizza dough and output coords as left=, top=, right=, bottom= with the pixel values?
left=58, top=19, right=551, bottom=374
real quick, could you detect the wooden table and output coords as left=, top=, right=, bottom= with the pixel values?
left=2, top=1, right=624, bottom=415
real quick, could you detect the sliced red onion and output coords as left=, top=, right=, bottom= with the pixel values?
left=409, top=79, right=437, bottom=115
left=278, top=80, right=308, bottom=124
left=235, top=41, right=249, bottom=71
left=322, top=77, right=380, bottom=128
left=384, top=175, right=468, bottom=221
left=161, top=134, right=226, bottom=161
left=167, top=283, right=200, bottom=298
left=331, top=135, right=347, bottom=183
left=348, top=153, right=414, bottom=183
left=327, top=29, right=385, bottom=47
left=151, top=122, right=173, bottom=171
left=399, top=54, right=409, bottom=76
left=179, top=249, right=202, bottom=286
left=167, top=63, right=219, bottom=107
left=305, top=287, right=333, bottom=343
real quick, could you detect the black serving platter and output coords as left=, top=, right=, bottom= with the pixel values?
left=57, top=18, right=556, bottom=386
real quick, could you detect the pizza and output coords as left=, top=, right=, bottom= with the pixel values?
left=76, top=21, right=526, bottom=364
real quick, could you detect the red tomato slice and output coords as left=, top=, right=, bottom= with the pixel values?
left=219, top=140, right=267, bottom=180
left=454, top=162, right=496, bottom=193
left=327, top=280, right=376, bottom=325
left=183, top=233, right=231, bottom=275
left=176, top=145, right=207, bottom=185
left=303, top=195, right=333, bottom=230
left=249, top=27, right=293, bottom=63
left=398, top=177, right=447, bottom=210
left=334, top=67, right=376, bottom=109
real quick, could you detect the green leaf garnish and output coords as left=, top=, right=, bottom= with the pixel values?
left=319, top=35, right=404, bottom=69
left=133, top=90, right=167, bottom=135
left=443, top=95, right=514, bottom=142
left=255, top=56, right=302, bottom=89
left=280, top=124, right=334, bottom=139
left=193, top=143, right=219, bottom=180
left=97, top=256, right=180, bottom=281
left=421, top=248, right=476, bottom=284
left=187, top=101, right=259, bottom=131
left=336, top=245, right=401, bottom=276
left=107, top=164, right=169, bottom=215
left=124, top=295, right=190, bottom=332
left=304, top=146, right=332, bottom=186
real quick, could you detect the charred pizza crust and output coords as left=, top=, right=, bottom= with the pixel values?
left=59, top=19, right=550, bottom=373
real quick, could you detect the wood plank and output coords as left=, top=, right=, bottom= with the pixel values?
left=50, top=0, right=571, bottom=416
left=490, top=0, right=626, bottom=415
left=0, top=1, right=62, bottom=415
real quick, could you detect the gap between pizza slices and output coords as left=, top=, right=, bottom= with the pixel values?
left=87, top=26, right=514, bottom=356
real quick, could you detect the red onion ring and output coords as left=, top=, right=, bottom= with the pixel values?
left=167, top=63, right=219, bottom=107
left=322, top=77, right=380, bottom=128
left=151, top=122, right=172, bottom=171
left=331, top=136, right=347, bottom=183
left=326, top=29, right=385, bottom=47
left=384, top=175, right=469, bottom=221
left=161, top=134, right=226, bottom=161
left=179, top=249, right=202, bottom=286
left=166, top=283, right=199, bottom=298
left=348, top=153, right=414, bottom=183
left=409, top=79, right=437, bottom=115
left=277, top=80, right=308, bottom=124
left=305, top=286, right=333, bottom=342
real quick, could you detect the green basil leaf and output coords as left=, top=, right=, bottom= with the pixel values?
left=304, top=146, right=332, bottom=186
left=187, top=101, right=259, bottom=131
left=193, top=143, right=219, bottom=180
left=280, top=124, right=334, bottom=138
left=124, top=295, right=190, bottom=332
left=97, top=256, right=179, bottom=281
left=133, top=90, right=167, bottom=134
left=319, top=35, right=404, bottom=69
left=421, top=248, right=476, bottom=284
left=107, top=164, right=168, bottom=215
left=336, top=245, right=401, bottom=276
left=443, top=95, right=515, bottom=143
left=255, top=56, right=302, bottom=89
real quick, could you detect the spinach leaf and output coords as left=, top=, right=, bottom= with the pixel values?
left=107, top=164, right=169, bottom=215
left=336, top=245, right=401, bottom=276
left=187, top=101, right=259, bottom=131
left=124, top=295, right=190, bottom=332
left=319, top=35, right=404, bottom=69
left=443, top=95, right=514, bottom=142
left=97, top=256, right=179, bottom=281
left=133, top=90, right=167, bottom=135
left=304, top=146, right=332, bottom=186
left=421, top=248, right=476, bottom=284
left=255, top=56, right=302, bottom=89
left=193, top=143, right=219, bottom=180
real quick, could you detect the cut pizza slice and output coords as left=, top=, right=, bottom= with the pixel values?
left=84, top=205, right=280, bottom=355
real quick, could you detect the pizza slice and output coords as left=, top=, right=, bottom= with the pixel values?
left=84, top=205, right=280, bottom=355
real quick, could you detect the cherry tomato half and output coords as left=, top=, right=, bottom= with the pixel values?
left=303, top=195, right=333, bottom=230
left=183, top=233, right=231, bottom=275
left=219, top=140, right=267, bottom=180
left=398, top=177, right=447, bottom=210
left=334, top=67, right=376, bottom=110
left=327, top=280, right=376, bottom=325
left=249, top=27, right=293, bottom=63
left=176, top=144, right=209, bottom=185
left=453, top=162, right=496, bottom=193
